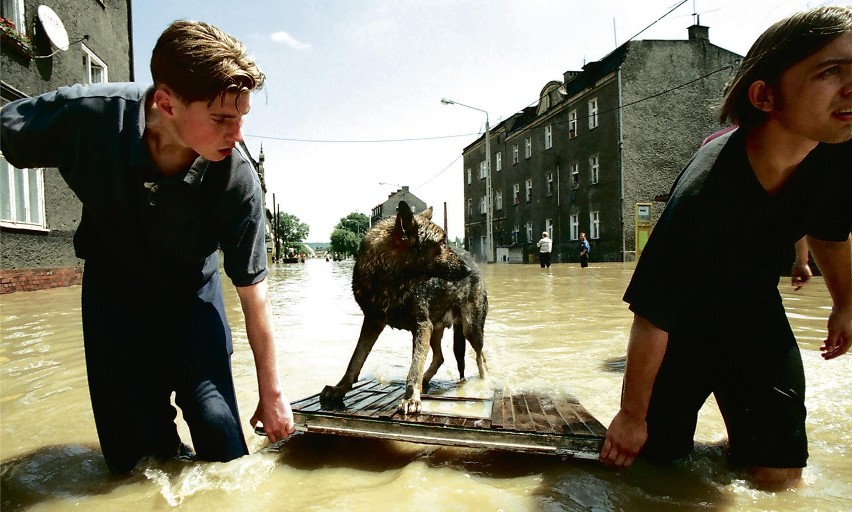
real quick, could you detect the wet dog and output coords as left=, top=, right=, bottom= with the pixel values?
left=321, top=201, right=488, bottom=414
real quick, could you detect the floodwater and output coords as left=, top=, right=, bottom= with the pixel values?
left=1, top=260, right=850, bottom=511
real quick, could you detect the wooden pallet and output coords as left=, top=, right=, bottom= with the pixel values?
left=290, top=380, right=606, bottom=459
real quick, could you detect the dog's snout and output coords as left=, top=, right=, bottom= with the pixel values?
left=448, top=262, right=472, bottom=281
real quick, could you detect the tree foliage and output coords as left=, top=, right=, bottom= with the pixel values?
left=330, top=228, right=360, bottom=258
left=329, top=212, right=371, bottom=258
left=272, top=211, right=310, bottom=250
left=337, top=212, right=370, bottom=237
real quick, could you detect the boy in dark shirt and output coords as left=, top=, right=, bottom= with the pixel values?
left=1, top=20, right=296, bottom=473
left=599, top=6, right=852, bottom=490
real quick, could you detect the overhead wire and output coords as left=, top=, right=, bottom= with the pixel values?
left=247, top=64, right=736, bottom=198
left=248, top=0, right=730, bottom=189
left=244, top=132, right=481, bottom=143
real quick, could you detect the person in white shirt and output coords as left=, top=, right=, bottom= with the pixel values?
left=537, top=231, right=553, bottom=268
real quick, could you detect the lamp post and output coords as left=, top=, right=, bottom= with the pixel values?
left=441, top=98, right=493, bottom=263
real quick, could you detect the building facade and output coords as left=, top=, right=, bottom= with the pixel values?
left=462, top=25, right=740, bottom=264
left=370, top=186, right=428, bottom=226
left=1, top=0, right=133, bottom=292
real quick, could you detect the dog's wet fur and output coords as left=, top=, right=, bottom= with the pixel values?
left=321, top=201, right=488, bottom=414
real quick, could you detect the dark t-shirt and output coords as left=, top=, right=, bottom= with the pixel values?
left=0, top=83, right=268, bottom=293
left=624, top=129, right=851, bottom=334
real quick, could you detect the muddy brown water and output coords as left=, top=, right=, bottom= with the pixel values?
left=1, top=260, right=850, bottom=511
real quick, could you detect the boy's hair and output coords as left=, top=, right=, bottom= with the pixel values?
left=150, top=20, right=265, bottom=106
left=719, top=5, right=852, bottom=130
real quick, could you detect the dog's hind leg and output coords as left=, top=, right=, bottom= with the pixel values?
left=321, top=316, right=385, bottom=403
left=452, top=323, right=466, bottom=380
left=422, top=327, right=446, bottom=390
left=464, top=323, right=488, bottom=379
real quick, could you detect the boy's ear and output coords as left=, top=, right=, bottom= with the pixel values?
left=153, top=87, right=177, bottom=117
left=747, top=80, right=776, bottom=112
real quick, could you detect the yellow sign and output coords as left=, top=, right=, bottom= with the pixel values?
left=635, top=203, right=652, bottom=257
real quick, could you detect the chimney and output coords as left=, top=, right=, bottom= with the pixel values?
left=688, top=24, right=709, bottom=42
left=563, top=70, right=581, bottom=84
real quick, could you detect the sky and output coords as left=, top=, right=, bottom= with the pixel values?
left=130, top=0, right=830, bottom=242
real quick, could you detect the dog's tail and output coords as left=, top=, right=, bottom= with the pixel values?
left=453, top=323, right=466, bottom=380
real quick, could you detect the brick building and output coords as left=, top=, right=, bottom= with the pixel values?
left=461, top=24, right=741, bottom=264
left=1, top=0, right=133, bottom=292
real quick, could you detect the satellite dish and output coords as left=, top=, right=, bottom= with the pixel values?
left=37, top=5, right=69, bottom=51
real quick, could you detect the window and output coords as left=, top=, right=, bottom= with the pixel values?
left=590, top=154, right=600, bottom=184
left=479, top=160, right=487, bottom=179
left=495, top=189, right=503, bottom=210
left=479, top=196, right=487, bottom=214
left=467, top=167, right=472, bottom=184
left=568, top=109, right=577, bottom=139
left=588, top=98, right=598, bottom=129
left=542, top=94, right=551, bottom=111
left=1, top=0, right=25, bottom=33
left=570, top=213, right=579, bottom=241
left=570, top=162, right=579, bottom=189
left=512, top=144, right=519, bottom=164
left=467, top=198, right=472, bottom=217
left=525, top=178, right=533, bottom=202
left=525, top=222, right=533, bottom=243
left=512, top=224, right=519, bottom=244
left=513, top=183, right=520, bottom=205
left=590, top=211, right=600, bottom=239
left=546, top=171, right=554, bottom=196
left=496, top=152, right=502, bottom=172
left=1, top=152, right=45, bottom=229
left=544, top=125, right=553, bottom=149
left=524, top=137, right=532, bottom=159
left=82, top=45, right=108, bottom=85
left=545, top=218, right=553, bottom=238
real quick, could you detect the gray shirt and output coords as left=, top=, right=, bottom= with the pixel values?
left=1, top=82, right=268, bottom=292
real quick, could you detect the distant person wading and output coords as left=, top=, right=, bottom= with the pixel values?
left=579, top=232, right=591, bottom=268
left=537, top=231, right=553, bottom=268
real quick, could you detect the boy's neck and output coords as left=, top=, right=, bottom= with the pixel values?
left=144, top=95, right=198, bottom=177
left=745, top=122, right=819, bottom=195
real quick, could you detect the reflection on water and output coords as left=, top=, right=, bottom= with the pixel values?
left=1, top=261, right=850, bottom=511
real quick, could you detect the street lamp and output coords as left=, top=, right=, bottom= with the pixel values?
left=441, top=98, right=493, bottom=263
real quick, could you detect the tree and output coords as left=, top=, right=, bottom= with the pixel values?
left=329, top=212, right=370, bottom=258
left=337, top=212, right=370, bottom=237
left=330, top=228, right=360, bottom=258
left=272, top=211, right=309, bottom=252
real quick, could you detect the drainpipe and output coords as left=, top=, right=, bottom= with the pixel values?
left=617, top=68, right=626, bottom=262
left=127, top=0, right=135, bottom=81
left=556, top=163, right=561, bottom=263
left=556, top=164, right=560, bottom=208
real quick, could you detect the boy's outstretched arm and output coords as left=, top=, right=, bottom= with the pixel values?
left=600, top=315, right=668, bottom=467
left=807, top=235, right=852, bottom=360
left=236, top=279, right=296, bottom=442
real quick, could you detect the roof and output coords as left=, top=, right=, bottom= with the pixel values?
left=563, top=43, right=630, bottom=99
left=462, top=42, right=631, bottom=152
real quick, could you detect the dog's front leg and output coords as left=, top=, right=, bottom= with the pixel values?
left=321, top=317, right=385, bottom=403
left=399, top=322, right=431, bottom=415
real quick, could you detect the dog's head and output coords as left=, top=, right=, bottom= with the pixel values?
left=392, top=201, right=472, bottom=281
